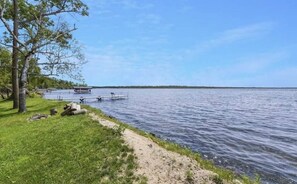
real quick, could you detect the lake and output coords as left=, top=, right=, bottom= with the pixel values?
left=45, top=88, right=297, bottom=184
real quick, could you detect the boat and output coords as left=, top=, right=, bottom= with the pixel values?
left=73, top=86, right=92, bottom=94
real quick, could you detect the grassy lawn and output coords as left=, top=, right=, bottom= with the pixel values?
left=0, top=98, right=145, bottom=184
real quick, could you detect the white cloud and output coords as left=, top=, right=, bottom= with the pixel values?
left=178, top=5, right=193, bottom=13
left=186, top=50, right=291, bottom=87
left=216, top=22, right=275, bottom=43
left=137, top=14, right=161, bottom=25
left=82, top=43, right=180, bottom=85
left=228, top=51, right=289, bottom=73
left=87, top=0, right=154, bottom=12
left=182, top=22, right=276, bottom=57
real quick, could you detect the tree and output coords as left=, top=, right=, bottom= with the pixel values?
left=0, top=48, right=11, bottom=86
left=12, top=0, right=19, bottom=108
left=0, top=0, right=88, bottom=112
left=0, top=47, right=12, bottom=99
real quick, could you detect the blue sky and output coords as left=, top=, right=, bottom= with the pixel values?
left=73, top=0, right=297, bottom=87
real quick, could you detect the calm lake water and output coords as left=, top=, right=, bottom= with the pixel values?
left=45, top=88, right=297, bottom=184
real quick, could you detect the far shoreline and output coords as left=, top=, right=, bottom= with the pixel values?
left=90, top=85, right=297, bottom=89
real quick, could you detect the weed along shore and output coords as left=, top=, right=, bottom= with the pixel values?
left=0, top=98, right=258, bottom=184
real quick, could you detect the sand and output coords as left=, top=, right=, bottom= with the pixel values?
left=89, top=113, right=219, bottom=184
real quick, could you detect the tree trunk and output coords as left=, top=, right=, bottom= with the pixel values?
left=12, top=0, right=19, bottom=109
left=19, top=54, right=32, bottom=113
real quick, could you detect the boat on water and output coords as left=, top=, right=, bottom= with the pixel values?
left=73, top=86, right=92, bottom=94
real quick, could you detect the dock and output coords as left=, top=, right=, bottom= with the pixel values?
left=57, top=94, right=128, bottom=103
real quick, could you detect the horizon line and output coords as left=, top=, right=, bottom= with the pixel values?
left=88, top=85, right=297, bottom=89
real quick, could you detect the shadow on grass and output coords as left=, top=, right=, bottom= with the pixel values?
left=0, top=112, right=19, bottom=120
left=28, top=104, right=58, bottom=114
left=0, top=103, right=19, bottom=119
left=0, top=101, right=59, bottom=120
left=0, top=106, right=12, bottom=112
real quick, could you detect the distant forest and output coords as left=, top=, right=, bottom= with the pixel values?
left=28, top=76, right=83, bottom=90
left=92, top=85, right=297, bottom=89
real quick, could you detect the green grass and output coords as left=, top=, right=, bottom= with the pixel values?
left=0, top=97, right=259, bottom=184
left=0, top=98, right=145, bottom=184
left=185, top=170, right=194, bottom=183
left=84, top=106, right=261, bottom=184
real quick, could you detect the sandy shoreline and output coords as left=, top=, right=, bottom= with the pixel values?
left=89, top=113, right=223, bottom=184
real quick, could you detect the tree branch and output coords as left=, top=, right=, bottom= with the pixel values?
left=28, top=72, right=59, bottom=77
left=38, top=62, right=76, bottom=66
left=0, top=7, right=27, bottom=50
left=20, top=0, right=83, bottom=24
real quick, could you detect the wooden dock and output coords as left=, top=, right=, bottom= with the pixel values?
left=57, top=94, right=128, bottom=103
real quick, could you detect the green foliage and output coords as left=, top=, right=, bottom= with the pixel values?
left=242, top=174, right=261, bottom=184
left=185, top=170, right=194, bottom=183
left=0, top=47, right=11, bottom=99
left=0, top=47, right=11, bottom=87
left=28, top=76, right=81, bottom=90
left=212, top=175, right=224, bottom=184
left=1, top=0, right=89, bottom=84
left=113, top=125, right=126, bottom=136
left=0, top=98, right=145, bottom=183
left=0, top=46, right=80, bottom=92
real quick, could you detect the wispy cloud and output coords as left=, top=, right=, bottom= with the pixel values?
left=223, top=66, right=297, bottom=87
left=85, top=0, right=169, bottom=34
left=87, top=0, right=154, bottom=13
left=82, top=21, right=280, bottom=85
left=228, top=51, right=288, bottom=73
left=137, top=14, right=161, bottom=25
left=212, top=22, right=275, bottom=44
left=183, top=22, right=276, bottom=56
left=119, top=0, right=154, bottom=10
left=82, top=44, right=178, bottom=85
left=187, top=50, right=290, bottom=86
left=178, top=5, right=193, bottom=14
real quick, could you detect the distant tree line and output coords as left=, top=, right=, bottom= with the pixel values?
left=28, top=76, right=84, bottom=90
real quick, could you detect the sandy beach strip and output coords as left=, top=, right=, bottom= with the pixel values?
left=89, top=112, right=220, bottom=184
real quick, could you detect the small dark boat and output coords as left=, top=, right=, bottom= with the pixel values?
left=73, top=86, right=92, bottom=94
